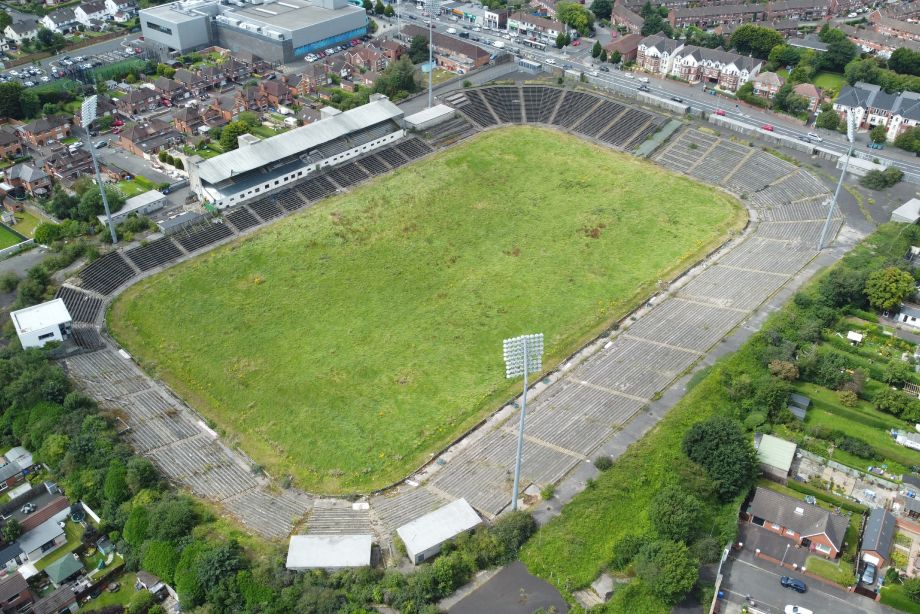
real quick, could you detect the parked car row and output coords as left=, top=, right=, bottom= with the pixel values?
left=303, top=38, right=365, bottom=63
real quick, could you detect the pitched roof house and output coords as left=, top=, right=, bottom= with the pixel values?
left=637, top=34, right=684, bottom=75
left=75, top=0, right=109, bottom=26
left=834, top=81, right=920, bottom=141
left=41, top=7, right=78, bottom=33
left=668, top=45, right=763, bottom=92
left=860, top=507, right=896, bottom=568
left=116, top=87, right=160, bottom=115
left=752, top=71, right=785, bottom=99
left=4, top=20, right=39, bottom=43
left=19, top=115, right=71, bottom=147
left=749, top=487, right=849, bottom=558
left=118, top=118, right=180, bottom=156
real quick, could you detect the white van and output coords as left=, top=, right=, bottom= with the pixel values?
left=447, top=27, right=457, bottom=34
left=638, top=76, right=650, bottom=83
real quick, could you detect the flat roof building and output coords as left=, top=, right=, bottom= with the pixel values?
left=396, top=498, right=481, bottom=564
left=893, top=198, right=920, bottom=224
left=285, top=535, right=372, bottom=570
left=98, top=189, right=167, bottom=227
left=141, top=0, right=368, bottom=63
left=10, top=299, right=72, bottom=350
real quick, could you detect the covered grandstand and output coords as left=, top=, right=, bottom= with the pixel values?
left=188, top=95, right=405, bottom=209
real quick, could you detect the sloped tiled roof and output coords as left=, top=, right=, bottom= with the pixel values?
left=750, top=487, right=849, bottom=548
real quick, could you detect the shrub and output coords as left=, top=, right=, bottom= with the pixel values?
left=634, top=540, right=699, bottom=604
left=594, top=456, right=613, bottom=471
left=768, top=359, right=799, bottom=381
left=609, top=534, right=651, bottom=570
left=691, top=536, right=722, bottom=564
left=838, top=390, right=858, bottom=407
left=860, top=167, right=904, bottom=190
left=540, top=484, right=555, bottom=500
left=837, top=436, right=879, bottom=460
left=681, top=416, right=758, bottom=501
left=742, top=412, right=766, bottom=431
left=649, top=485, right=702, bottom=543
left=488, top=511, right=537, bottom=563
left=904, top=577, right=920, bottom=602
left=0, top=272, right=18, bottom=293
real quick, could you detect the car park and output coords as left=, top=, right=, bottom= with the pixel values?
left=780, top=576, right=806, bottom=593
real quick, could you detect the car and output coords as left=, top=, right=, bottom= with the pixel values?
left=590, top=70, right=598, bottom=77
left=624, top=72, right=634, bottom=78
left=95, top=140, right=108, bottom=149
left=107, top=582, right=120, bottom=593
left=761, top=124, right=774, bottom=131
left=638, top=84, right=650, bottom=92
left=545, top=57, right=556, bottom=64
left=562, top=63, right=572, bottom=69
left=806, top=132, right=823, bottom=142
left=862, top=563, right=877, bottom=585
left=671, top=96, right=683, bottom=103
left=20, top=503, right=35, bottom=514
left=638, top=76, right=649, bottom=83
left=23, top=81, right=33, bottom=87
left=572, top=39, right=580, bottom=46
left=784, top=607, right=812, bottom=614
left=780, top=576, right=807, bottom=593
left=600, top=65, right=610, bottom=72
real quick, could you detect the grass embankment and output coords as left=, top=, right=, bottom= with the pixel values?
left=109, top=126, right=744, bottom=494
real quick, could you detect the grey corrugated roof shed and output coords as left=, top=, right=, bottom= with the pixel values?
left=285, top=535, right=372, bottom=569
left=44, top=552, right=83, bottom=584
left=861, top=507, right=896, bottom=554
left=196, top=98, right=403, bottom=185
left=757, top=434, right=797, bottom=474
left=396, top=498, right=481, bottom=558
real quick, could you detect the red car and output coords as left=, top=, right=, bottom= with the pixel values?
left=761, top=124, right=774, bottom=131
left=113, top=119, right=124, bottom=127
left=571, top=39, right=580, bottom=46
left=715, top=109, right=725, bottom=116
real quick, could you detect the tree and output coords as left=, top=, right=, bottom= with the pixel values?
left=610, top=50, right=621, bottom=64
left=641, top=11, right=670, bottom=37
left=362, top=0, right=372, bottom=10
left=78, top=186, right=124, bottom=221
left=773, top=83, right=807, bottom=115
left=2, top=518, right=21, bottom=543
left=19, top=91, right=39, bottom=120
left=591, top=40, right=602, bottom=58
left=600, top=49, right=608, bottom=62
left=0, top=11, right=11, bottom=32
left=649, top=485, right=702, bottom=543
left=865, top=267, right=915, bottom=311
left=816, top=108, right=839, bottom=131
left=634, top=540, right=699, bottom=604
left=219, top=121, right=251, bottom=152
left=767, top=44, right=801, bottom=71
left=374, top=0, right=385, bottom=14
left=681, top=416, right=758, bottom=501
left=816, top=266, right=868, bottom=308
left=883, top=360, right=914, bottom=386
left=870, top=124, right=888, bottom=144
left=890, top=47, right=920, bottom=77
left=373, top=57, right=419, bottom=99
left=142, top=540, right=179, bottom=584
left=174, top=541, right=209, bottom=609
left=590, top=0, right=612, bottom=20
left=556, top=32, right=568, bottom=49
left=127, top=591, right=156, bottom=614
left=860, top=167, right=904, bottom=190
left=610, top=534, right=651, bottom=569
left=822, top=38, right=858, bottom=73
left=384, top=3, right=394, bottom=17
left=896, top=125, right=920, bottom=153
left=730, top=24, right=784, bottom=59
left=409, top=35, right=429, bottom=64
left=36, top=28, right=54, bottom=50
left=123, top=506, right=149, bottom=547
left=557, top=2, right=595, bottom=35
left=846, top=58, right=883, bottom=85
left=147, top=496, right=198, bottom=542
left=904, top=577, right=920, bottom=603
left=768, top=359, right=799, bottom=381
left=103, top=459, right=130, bottom=505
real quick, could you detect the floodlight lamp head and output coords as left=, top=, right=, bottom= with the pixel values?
left=502, top=333, right=544, bottom=379
left=81, top=95, right=98, bottom=128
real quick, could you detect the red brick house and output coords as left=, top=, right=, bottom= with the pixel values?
left=0, top=573, right=33, bottom=613
left=118, top=118, right=181, bottom=156
left=604, top=33, right=643, bottom=63
left=611, top=0, right=644, bottom=33
left=0, top=130, right=22, bottom=158
left=173, top=68, right=207, bottom=95
left=749, top=487, right=848, bottom=558
left=116, top=87, right=159, bottom=115
left=6, top=163, right=50, bottom=197
left=231, top=50, right=270, bottom=75
left=152, top=76, right=187, bottom=104
left=259, top=79, right=293, bottom=107
left=752, top=71, right=784, bottom=100
left=288, top=63, right=331, bottom=98
left=43, top=149, right=93, bottom=183
left=379, top=40, right=406, bottom=62
left=19, top=116, right=71, bottom=148
left=793, top=82, right=822, bottom=113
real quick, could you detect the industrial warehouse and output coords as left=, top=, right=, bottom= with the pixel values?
left=139, top=0, right=368, bottom=62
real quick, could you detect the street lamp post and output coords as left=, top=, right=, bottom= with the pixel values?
left=818, top=107, right=856, bottom=251
left=780, top=543, right=790, bottom=567
left=81, top=95, right=117, bottom=245
left=425, top=0, right=439, bottom=108
left=502, top=333, right=543, bottom=511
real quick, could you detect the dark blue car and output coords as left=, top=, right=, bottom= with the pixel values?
left=780, top=576, right=807, bottom=593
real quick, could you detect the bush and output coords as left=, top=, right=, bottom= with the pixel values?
left=837, top=436, right=879, bottom=460
left=540, top=484, right=555, bottom=500
left=609, top=534, right=650, bottom=570
left=838, top=390, right=858, bottom=407
left=904, top=577, right=920, bottom=602
left=0, top=272, right=18, bottom=293
left=860, top=167, right=904, bottom=190
left=681, top=416, right=758, bottom=501
left=489, top=511, right=537, bottom=562
left=691, top=536, right=722, bottom=564
left=768, top=359, right=799, bottom=381
left=594, top=456, right=613, bottom=471
left=649, top=485, right=702, bottom=543
left=742, top=412, right=766, bottom=431
left=634, top=540, right=699, bottom=604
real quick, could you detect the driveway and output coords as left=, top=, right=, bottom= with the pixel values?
left=96, top=147, right=174, bottom=186
left=720, top=548, right=897, bottom=614
left=446, top=561, right=568, bottom=614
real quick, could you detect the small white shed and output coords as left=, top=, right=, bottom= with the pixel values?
left=10, top=299, right=72, bottom=349
left=892, top=199, right=920, bottom=224
left=98, top=190, right=167, bottom=227
left=285, top=535, right=372, bottom=570
left=396, top=498, right=481, bottom=565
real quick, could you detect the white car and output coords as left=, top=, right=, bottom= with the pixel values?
left=624, top=72, right=634, bottom=78
left=784, top=607, right=812, bottom=614
left=807, top=132, right=823, bottom=142
left=590, top=70, right=599, bottom=77
left=545, top=57, right=556, bottom=64
left=40, top=76, right=49, bottom=82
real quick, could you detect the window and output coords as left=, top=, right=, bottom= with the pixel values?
left=146, top=21, right=172, bottom=35
left=771, top=523, right=780, bottom=530
left=37, top=332, right=55, bottom=340
left=815, top=543, right=832, bottom=554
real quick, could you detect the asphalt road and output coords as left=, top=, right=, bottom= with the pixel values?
left=394, top=7, right=920, bottom=177
left=721, top=552, right=897, bottom=614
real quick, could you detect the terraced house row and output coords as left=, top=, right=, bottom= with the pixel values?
left=636, top=35, right=763, bottom=92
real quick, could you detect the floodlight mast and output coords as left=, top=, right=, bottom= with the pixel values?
left=81, top=96, right=118, bottom=245
left=818, top=108, right=856, bottom=251
left=425, top=0, right=439, bottom=108
left=503, top=333, right=543, bottom=511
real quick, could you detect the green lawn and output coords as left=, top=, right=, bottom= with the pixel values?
left=796, top=383, right=920, bottom=471
left=117, top=179, right=151, bottom=198
left=775, top=70, right=845, bottom=93
left=109, top=126, right=744, bottom=494
left=82, top=569, right=137, bottom=611
left=805, top=555, right=855, bottom=587
left=248, top=124, right=286, bottom=138
left=882, top=581, right=920, bottom=612
left=0, top=223, right=24, bottom=249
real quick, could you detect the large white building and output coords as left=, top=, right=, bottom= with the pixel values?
left=188, top=95, right=404, bottom=209
left=140, top=0, right=368, bottom=63
left=10, top=299, right=72, bottom=350
left=396, top=498, right=481, bottom=565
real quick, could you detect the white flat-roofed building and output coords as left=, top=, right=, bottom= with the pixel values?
left=188, top=95, right=404, bottom=209
left=285, top=535, right=372, bottom=570
left=97, top=190, right=167, bottom=227
left=396, top=498, right=481, bottom=564
left=10, top=299, right=72, bottom=349
left=405, top=104, right=455, bottom=131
